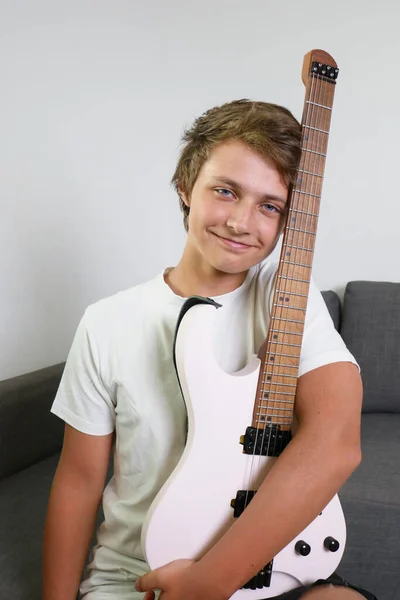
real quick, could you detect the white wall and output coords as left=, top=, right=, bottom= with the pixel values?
left=1, top=0, right=399, bottom=380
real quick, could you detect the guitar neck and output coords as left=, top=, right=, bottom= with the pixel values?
left=252, top=54, right=338, bottom=431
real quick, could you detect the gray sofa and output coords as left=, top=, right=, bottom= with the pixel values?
left=0, top=281, right=399, bottom=600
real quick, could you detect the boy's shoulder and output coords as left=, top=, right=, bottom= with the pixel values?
left=83, top=271, right=167, bottom=330
left=253, top=258, right=279, bottom=292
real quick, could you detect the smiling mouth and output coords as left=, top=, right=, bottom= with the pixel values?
left=213, top=233, right=253, bottom=249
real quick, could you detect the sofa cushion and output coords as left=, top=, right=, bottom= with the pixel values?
left=0, top=363, right=65, bottom=481
left=340, top=413, right=400, bottom=506
left=0, top=451, right=112, bottom=600
left=321, top=290, right=341, bottom=331
left=0, top=453, right=60, bottom=600
left=339, top=413, right=400, bottom=599
left=339, top=498, right=398, bottom=600
left=340, top=281, right=400, bottom=413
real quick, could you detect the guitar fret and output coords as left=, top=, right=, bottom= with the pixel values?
left=259, top=397, right=295, bottom=404
left=274, top=304, right=307, bottom=312
left=264, top=362, right=298, bottom=368
left=261, top=384, right=297, bottom=390
left=303, top=125, right=329, bottom=135
left=306, top=100, right=332, bottom=111
left=298, top=169, right=323, bottom=178
left=293, top=190, right=321, bottom=198
left=275, top=290, right=308, bottom=297
left=269, top=341, right=302, bottom=348
left=281, top=260, right=312, bottom=268
left=272, top=316, right=304, bottom=324
left=262, top=391, right=296, bottom=396
left=301, top=147, right=327, bottom=157
left=255, top=418, right=292, bottom=424
left=256, top=411, right=292, bottom=417
left=284, top=245, right=313, bottom=252
left=268, top=352, right=299, bottom=358
left=287, top=227, right=317, bottom=235
left=277, top=276, right=309, bottom=284
left=290, top=208, right=319, bottom=217
left=263, top=372, right=297, bottom=379
left=269, top=329, right=303, bottom=336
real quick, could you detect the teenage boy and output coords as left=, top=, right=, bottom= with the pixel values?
left=43, top=100, right=376, bottom=600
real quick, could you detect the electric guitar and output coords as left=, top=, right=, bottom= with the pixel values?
left=142, top=49, right=343, bottom=598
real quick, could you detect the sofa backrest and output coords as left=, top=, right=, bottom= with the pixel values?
left=321, top=290, right=341, bottom=331
left=0, top=363, right=65, bottom=481
left=340, top=281, right=400, bottom=413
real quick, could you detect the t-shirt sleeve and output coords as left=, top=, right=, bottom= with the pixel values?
left=298, top=278, right=359, bottom=377
left=51, top=309, right=116, bottom=435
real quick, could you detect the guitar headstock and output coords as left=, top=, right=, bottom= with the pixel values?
left=301, top=49, right=339, bottom=86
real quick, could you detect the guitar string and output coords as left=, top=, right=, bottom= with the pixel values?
left=284, top=68, right=331, bottom=433
left=245, top=66, right=336, bottom=513
left=283, top=69, right=321, bottom=439
left=269, top=71, right=319, bottom=451
left=257, top=67, right=334, bottom=472
left=246, top=68, right=321, bottom=500
left=248, top=76, right=310, bottom=478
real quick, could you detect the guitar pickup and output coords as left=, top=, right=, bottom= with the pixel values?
left=240, top=426, right=292, bottom=457
left=230, top=490, right=256, bottom=518
left=230, top=491, right=273, bottom=589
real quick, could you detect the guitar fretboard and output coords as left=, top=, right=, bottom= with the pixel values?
left=253, top=62, right=337, bottom=434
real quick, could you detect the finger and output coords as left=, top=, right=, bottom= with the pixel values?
left=143, top=592, right=155, bottom=600
left=135, top=569, right=161, bottom=592
left=136, top=559, right=193, bottom=593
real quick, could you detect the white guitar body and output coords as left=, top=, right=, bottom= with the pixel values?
left=142, top=302, right=346, bottom=599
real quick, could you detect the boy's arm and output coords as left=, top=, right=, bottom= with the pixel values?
left=136, top=360, right=362, bottom=600
left=43, top=424, right=113, bottom=600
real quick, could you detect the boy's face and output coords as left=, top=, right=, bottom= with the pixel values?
left=181, top=139, right=289, bottom=277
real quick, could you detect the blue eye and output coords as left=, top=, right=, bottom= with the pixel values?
left=262, top=203, right=280, bottom=213
left=216, top=188, right=234, bottom=198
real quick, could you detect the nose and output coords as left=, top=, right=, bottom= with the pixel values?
left=226, top=201, right=252, bottom=234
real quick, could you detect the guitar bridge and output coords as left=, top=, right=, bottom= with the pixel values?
left=242, top=562, right=273, bottom=589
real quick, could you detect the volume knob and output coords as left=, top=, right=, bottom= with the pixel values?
left=295, top=540, right=311, bottom=556
left=324, top=536, right=340, bottom=552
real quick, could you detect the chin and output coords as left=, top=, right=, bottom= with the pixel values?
left=209, top=257, right=256, bottom=276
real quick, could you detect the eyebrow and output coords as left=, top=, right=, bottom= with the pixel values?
left=211, top=176, right=288, bottom=205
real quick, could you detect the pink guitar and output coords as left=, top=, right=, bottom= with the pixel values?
left=142, top=50, right=344, bottom=598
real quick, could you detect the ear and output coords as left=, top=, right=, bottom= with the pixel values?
left=178, top=187, right=190, bottom=207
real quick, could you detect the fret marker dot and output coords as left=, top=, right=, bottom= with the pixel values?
left=285, top=297, right=289, bottom=302
left=267, top=416, right=272, bottom=422
left=273, top=334, right=278, bottom=339
left=267, top=376, right=272, bottom=380
left=260, top=415, right=265, bottom=421
left=270, top=356, right=275, bottom=361
left=286, top=251, right=290, bottom=256
left=292, top=217, right=296, bottom=222
left=264, top=393, right=269, bottom=398
left=279, top=296, right=284, bottom=301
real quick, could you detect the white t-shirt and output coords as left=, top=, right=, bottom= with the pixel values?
left=51, top=260, right=357, bottom=599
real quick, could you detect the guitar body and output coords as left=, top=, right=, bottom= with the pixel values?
left=142, top=303, right=346, bottom=599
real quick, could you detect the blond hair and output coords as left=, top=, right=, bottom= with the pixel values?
left=171, top=99, right=302, bottom=231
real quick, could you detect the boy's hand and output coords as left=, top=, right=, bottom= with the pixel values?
left=135, top=559, right=228, bottom=600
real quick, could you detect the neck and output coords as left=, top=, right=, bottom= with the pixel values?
left=165, top=247, right=248, bottom=299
